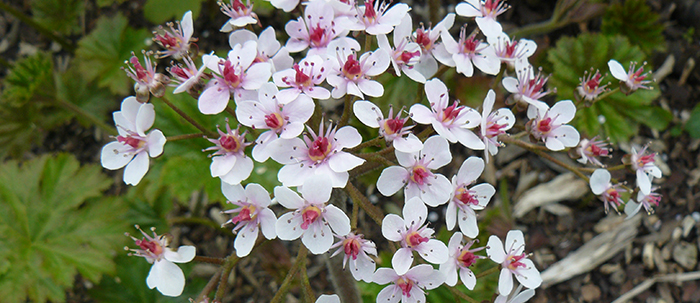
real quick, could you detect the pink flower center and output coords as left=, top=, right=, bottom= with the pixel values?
left=383, top=118, right=405, bottom=135
left=636, top=153, right=655, bottom=167
left=117, top=135, right=144, bottom=149
left=442, top=101, right=463, bottom=123
left=308, top=136, right=332, bottom=162
left=231, top=205, right=257, bottom=224
left=220, top=134, right=241, bottom=152
left=415, top=28, right=432, bottom=50
left=585, top=73, right=602, bottom=92
left=301, top=205, right=322, bottom=229
left=605, top=188, right=621, bottom=204
left=506, top=253, right=527, bottom=270
left=231, top=0, right=247, bottom=11
left=264, top=113, right=285, bottom=129
left=458, top=249, right=478, bottom=268
left=129, top=56, right=148, bottom=81
left=405, top=231, right=429, bottom=248
left=170, top=65, right=189, bottom=79
left=136, top=238, right=163, bottom=256
left=294, top=64, right=312, bottom=86
left=463, top=36, right=479, bottom=54
left=309, top=25, right=326, bottom=48
left=223, top=61, right=241, bottom=87
left=363, top=0, right=377, bottom=20
left=342, top=55, right=363, bottom=80
left=410, top=165, right=431, bottom=185
left=399, top=50, right=420, bottom=64
left=343, top=238, right=362, bottom=260
left=536, top=117, right=552, bottom=133
left=397, top=277, right=414, bottom=297
left=504, top=40, right=518, bottom=58
left=455, top=187, right=478, bottom=206
left=587, top=143, right=609, bottom=157
left=486, top=117, right=508, bottom=139
left=155, top=32, right=179, bottom=49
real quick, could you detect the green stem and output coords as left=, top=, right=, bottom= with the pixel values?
left=345, top=182, right=384, bottom=226
left=350, top=136, right=384, bottom=152
left=447, top=287, right=479, bottom=303
left=53, top=98, right=117, bottom=136
left=270, top=246, right=309, bottom=303
left=166, top=133, right=204, bottom=141
left=194, top=255, right=225, bottom=265
left=300, top=256, right=315, bottom=302
left=476, top=264, right=501, bottom=279
left=0, top=2, right=75, bottom=52
left=215, top=255, right=240, bottom=301
left=338, top=94, right=354, bottom=127
left=157, top=96, right=216, bottom=137
left=168, top=217, right=235, bottom=239
left=350, top=197, right=359, bottom=230
left=508, top=19, right=569, bottom=38
left=195, top=268, right=222, bottom=303
left=500, top=135, right=589, bottom=182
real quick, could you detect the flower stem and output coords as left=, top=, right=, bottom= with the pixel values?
left=350, top=136, right=384, bottom=152
left=194, top=255, right=225, bottom=265
left=215, top=255, right=240, bottom=301
left=345, top=182, right=385, bottom=226
left=53, top=98, right=117, bottom=136
left=338, top=94, right=354, bottom=127
left=476, top=264, right=501, bottom=279
left=168, top=216, right=235, bottom=239
left=300, top=256, right=315, bottom=302
left=447, top=287, right=479, bottom=303
left=195, top=268, right=222, bottom=303
left=157, top=96, right=217, bottom=137
left=500, top=135, right=590, bottom=182
left=351, top=197, right=359, bottom=230
left=166, top=133, right=205, bottom=141
left=270, top=246, right=309, bottom=303
left=0, top=2, right=75, bottom=52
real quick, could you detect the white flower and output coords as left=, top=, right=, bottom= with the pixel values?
left=273, top=55, right=331, bottom=103
left=330, top=232, right=377, bottom=282
left=488, top=32, right=536, bottom=71
left=439, top=232, right=486, bottom=290
left=607, top=59, right=652, bottom=93
left=353, top=100, right=423, bottom=153
left=501, top=67, right=552, bottom=112
left=625, top=188, right=662, bottom=218
left=270, top=121, right=365, bottom=188
left=410, top=79, right=484, bottom=150
left=316, top=294, right=341, bottom=303
left=354, top=0, right=410, bottom=35
left=381, top=197, right=449, bottom=275
left=412, top=13, right=455, bottom=79
left=153, top=11, right=194, bottom=59
left=377, top=14, right=425, bottom=83
left=376, top=136, right=453, bottom=207
left=373, top=264, right=445, bottom=303
left=219, top=0, right=259, bottom=31
left=326, top=40, right=390, bottom=99
left=285, top=1, right=354, bottom=56
left=455, top=0, right=510, bottom=39
left=630, top=146, right=662, bottom=195
left=446, top=157, right=495, bottom=238
left=101, top=97, right=166, bottom=186
left=480, top=89, right=515, bottom=161
left=486, top=230, right=542, bottom=295
left=527, top=100, right=580, bottom=151
left=126, top=225, right=196, bottom=297
left=229, top=27, right=294, bottom=73
left=222, top=183, right=277, bottom=257
left=590, top=169, right=626, bottom=214
left=440, top=26, right=501, bottom=77
left=494, top=285, right=536, bottom=303
left=204, top=122, right=253, bottom=185
left=275, top=175, right=351, bottom=254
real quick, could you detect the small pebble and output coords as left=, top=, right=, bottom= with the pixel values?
left=581, top=284, right=601, bottom=302
left=693, top=211, right=700, bottom=222
left=673, top=241, right=698, bottom=270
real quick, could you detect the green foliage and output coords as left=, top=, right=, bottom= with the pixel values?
left=685, top=103, right=700, bottom=138
left=547, top=33, right=668, bottom=142
left=95, top=0, right=128, bottom=7
left=143, top=0, right=205, bottom=24
left=601, top=0, right=666, bottom=55
left=31, top=0, right=84, bottom=35
left=76, top=13, right=149, bottom=95
left=0, top=154, right=127, bottom=303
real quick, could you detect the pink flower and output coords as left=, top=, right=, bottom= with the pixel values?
left=576, top=136, right=611, bottom=167
left=198, top=41, right=272, bottom=114
left=455, top=0, right=510, bottom=38
left=153, top=11, right=194, bottom=59
left=486, top=230, right=542, bottom=295
left=488, top=32, right=536, bottom=71
left=126, top=225, right=196, bottom=297
left=236, top=83, right=314, bottom=162
left=441, top=25, right=501, bottom=77
left=576, top=69, right=608, bottom=101
left=381, top=197, right=449, bottom=275
left=376, top=136, right=453, bottom=207
left=124, top=52, right=170, bottom=103
left=480, top=89, right=515, bottom=161
left=101, top=97, right=166, bottom=186
left=608, top=59, right=652, bottom=94
left=377, top=15, right=425, bottom=83
left=219, top=0, right=259, bottom=31
left=625, top=188, right=662, bottom=218
left=373, top=264, right=445, bottom=303
left=229, top=27, right=294, bottom=73
left=330, top=232, right=377, bottom=282
left=446, top=157, right=495, bottom=238
left=285, top=1, right=354, bottom=56
left=631, top=146, right=661, bottom=195
left=273, top=55, right=331, bottom=103
left=353, top=100, right=423, bottom=153
left=439, top=232, right=486, bottom=290
left=589, top=169, right=626, bottom=214
left=527, top=100, right=580, bottom=151
left=409, top=79, right=484, bottom=150
left=326, top=41, right=390, bottom=99
left=412, top=13, right=455, bottom=78
left=204, top=121, right=253, bottom=185
left=222, top=183, right=277, bottom=257
left=502, top=66, right=552, bottom=112
left=275, top=175, right=351, bottom=254
left=169, top=54, right=211, bottom=95
left=270, top=121, right=365, bottom=188
left=354, top=0, right=410, bottom=35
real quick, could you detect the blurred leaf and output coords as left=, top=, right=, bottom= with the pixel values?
left=547, top=33, right=662, bottom=142
left=54, top=65, right=115, bottom=128
left=601, top=0, right=666, bottom=54
left=1, top=51, right=54, bottom=107
left=685, top=103, right=700, bottom=138
left=76, top=13, right=149, bottom=95
left=143, top=0, right=204, bottom=24
left=31, top=0, right=84, bottom=35
left=95, top=0, right=127, bottom=7
left=0, top=154, right=127, bottom=303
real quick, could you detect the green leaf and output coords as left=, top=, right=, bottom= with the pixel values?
left=143, top=0, right=204, bottom=24
left=601, top=0, right=666, bottom=55
left=685, top=103, right=700, bottom=138
left=0, top=154, right=127, bottom=303
left=547, top=33, right=662, bottom=142
left=31, top=0, right=84, bottom=35
left=54, top=65, right=115, bottom=129
left=95, top=0, right=127, bottom=7
left=76, top=13, right=149, bottom=95
left=1, top=51, right=54, bottom=107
